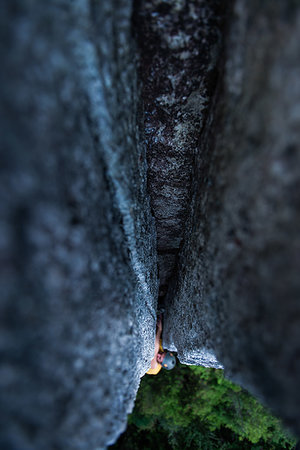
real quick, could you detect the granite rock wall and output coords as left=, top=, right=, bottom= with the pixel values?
left=1, top=0, right=300, bottom=447
left=133, top=0, right=228, bottom=298
left=0, top=1, right=157, bottom=448
left=162, top=0, right=300, bottom=437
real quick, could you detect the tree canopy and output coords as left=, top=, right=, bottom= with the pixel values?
left=112, top=363, right=296, bottom=449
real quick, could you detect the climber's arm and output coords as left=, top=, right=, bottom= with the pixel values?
left=150, top=316, right=163, bottom=369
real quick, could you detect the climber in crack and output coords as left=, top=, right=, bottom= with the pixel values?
left=146, top=315, right=176, bottom=375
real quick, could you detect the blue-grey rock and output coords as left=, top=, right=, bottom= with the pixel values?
left=0, top=1, right=157, bottom=449
left=163, top=0, right=300, bottom=437
left=2, top=0, right=300, bottom=447
left=133, top=0, right=227, bottom=298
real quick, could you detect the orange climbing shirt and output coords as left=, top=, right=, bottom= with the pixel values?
left=146, top=339, right=164, bottom=375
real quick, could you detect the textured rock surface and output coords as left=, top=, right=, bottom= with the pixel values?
left=163, top=0, right=300, bottom=437
left=133, top=0, right=227, bottom=297
left=2, top=0, right=300, bottom=446
left=0, top=1, right=157, bottom=449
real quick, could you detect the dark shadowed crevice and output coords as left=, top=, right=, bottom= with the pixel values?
left=132, top=0, right=228, bottom=303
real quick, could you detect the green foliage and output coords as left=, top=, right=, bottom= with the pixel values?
left=187, top=366, right=294, bottom=447
left=111, top=363, right=296, bottom=450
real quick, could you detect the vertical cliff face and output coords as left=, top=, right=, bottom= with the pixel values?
left=133, top=0, right=228, bottom=298
left=0, top=1, right=157, bottom=449
left=163, top=0, right=300, bottom=437
left=1, top=0, right=300, bottom=447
